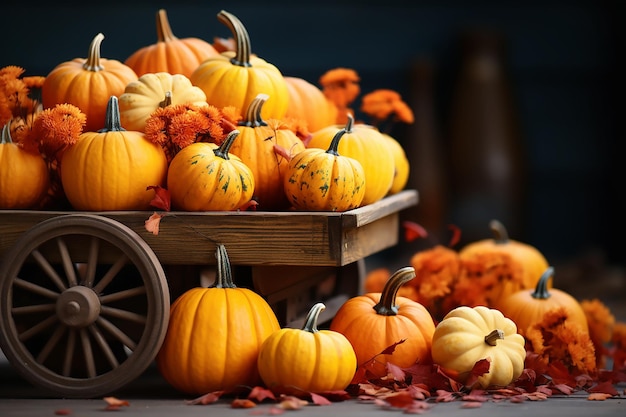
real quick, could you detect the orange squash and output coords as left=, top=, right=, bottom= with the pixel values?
left=284, top=76, right=338, bottom=132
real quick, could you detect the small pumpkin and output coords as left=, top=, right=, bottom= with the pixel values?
left=60, top=96, right=168, bottom=211
left=156, top=244, right=281, bottom=395
left=431, top=306, right=526, bottom=388
left=167, top=129, right=255, bottom=211
left=118, top=72, right=208, bottom=132
left=190, top=10, right=289, bottom=120
left=0, top=121, right=49, bottom=209
left=494, top=266, right=588, bottom=336
left=258, top=302, right=357, bottom=395
left=329, top=267, right=435, bottom=377
left=283, top=121, right=365, bottom=211
left=227, top=94, right=305, bottom=210
left=284, top=76, right=338, bottom=132
left=456, top=219, right=550, bottom=307
left=383, top=133, right=410, bottom=195
left=125, top=9, right=219, bottom=78
left=42, top=33, right=138, bottom=132
left=307, top=114, right=395, bottom=206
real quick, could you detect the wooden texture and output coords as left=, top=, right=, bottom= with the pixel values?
left=0, top=190, right=417, bottom=267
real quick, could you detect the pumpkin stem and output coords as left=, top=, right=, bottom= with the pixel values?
left=217, top=10, right=252, bottom=67
left=83, top=33, right=105, bottom=72
left=343, top=113, right=355, bottom=134
left=159, top=91, right=173, bottom=108
left=99, top=96, right=126, bottom=133
left=239, top=94, right=269, bottom=127
left=489, top=219, right=509, bottom=244
left=1, top=120, right=14, bottom=144
left=373, top=267, right=416, bottom=316
left=531, top=266, right=554, bottom=299
left=211, top=244, right=237, bottom=288
left=214, top=129, right=240, bottom=160
left=484, top=329, right=505, bottom=346
left=326, top=127, right=347, bottom=157
left=302, top=302, right=326, bottom=333
left=156, top=9, right=178, bottom=43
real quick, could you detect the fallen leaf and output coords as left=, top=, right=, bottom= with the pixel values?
left=402, top=221, right=427, bottom=243
left=186, top=390, right=224, bottom=405
left=248, top=386, right=276, bottom=402
left=103, top=397, right=129, bottom=410
left=386, top=361, right=405, bottom=382
left=404, top=400, right=430, bottom=414
left=147, top=185, right=171, bottom=211
left=463, top=358, right=490, bottom=388
left=277, top=395, right=308, bottom=409
left=461, top=401, right=483, bottom=408
left=145, top=212, right=165, bottom=236
left=310, top=392, right=332, bottom=405
left=384, top=391, right=414, bottom=409
left=588, top=381, right=619, bottom=396
left=587, top=392, right=613, bottom=401
left=231, top=398, right=256, bottom=408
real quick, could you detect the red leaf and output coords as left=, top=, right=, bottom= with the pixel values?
left=434, top=389, right=457, bottom=402
left=384, top=391, right=414, bottom=408
left=145, top=212, right=165, bottom=236
left=402, top=221, right=428, bottom=243
left=310, top=392, right=332, bottom=406
left=238, top=199, right=259, bottom=211
left=147, top=185, right=171, bottom=211
left=447, top=224, right=461, bottom=248
left=386, top=361, right=406, bottom=382
left=248, top=386, right=277, bottom=402
left=588, top=381, right=619, bottom=396
left=311, top=390, right=351, bottom=402
left=380, top=339, right=406, bottom=356
left=186, top=391, right=224, bottom=405
left=231, top=399, right=256, bottom=408
left=551, top=383, right=575, bottom=395
left=54, top=410, right=73, bottom=415
left=273, top=144, right=292, bottom=161
left=464, top=358, right=490, bottom=388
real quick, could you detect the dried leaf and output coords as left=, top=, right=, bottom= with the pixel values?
left=588, top=381, right=619, bottom=396
left=386, top=361, right=406, bottom=382
left=231, top=398, right=256, bottom=408
left=434, top=389, right=457, bottom=403
left=277, top=395, right=308, bottom=409
left=402, top=221, right=427, bottom=243
left=102, top=397, right=129, bottom=410
left=248, top=386, right=276, bottom=402
left=461, top=401, right=483, bottom=408
left=384, top=391, right=414, bottom=408
left=311, top=390, right=351, bottom=402
left=587, top=392, right=613, bottom=401
left=404, top=400, right=430, bottom=414
left=464, top=358, right=490, bottom=388
left=145, top=212, right=165, bottom=236
left=186, top=391, right=224, bottom=405
left=273, top=144, right=292, bottom=161
left=380, top=339, right=406, bottom=356
left=147, top=185, right=171, bottom=211
left=310, top=392, right=332, bottom=406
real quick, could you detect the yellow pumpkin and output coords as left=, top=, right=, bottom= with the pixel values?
left=167, top=130, right=255, bottom=211
left=283, top=122, right=365, bottom=211
left=157, top=244, right=281, bottom=395
left=0, top=121, right=49, bottom=209
left=118, top=72, right=207, bottom=132
left=190, top=10, right=289, bottom=120
left=124, top=9, right=220, bottom=78
left=258, top=302, right=357, bottom=395
left=383, top=132, right=410, bottom=195
left=307, top=114, right=395, bottom=205
left=60, top=96, right=168, bottom=211
left=284, top=76, right=338, bottom=132
left=42, top=33, right=138, bottom=132
left=431, top=306, right=526, bottom=388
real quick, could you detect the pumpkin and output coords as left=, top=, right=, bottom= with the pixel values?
left=156, top=244, right=280, bottom=395
left=60, top=96, right=167, bottom=211
left=167, top=129, right=255, bottom=211
left=329, top=267, right=435, bottom=377
left=118, top=72, right=208, bottom=132
left=494, top=266, right=588, bottom=336
left=227, top=94, right=305, bottom=210
left=258, top=302, right=357, bottom=395
left=307, top=114, right=395, bottom=206
left=431, top=306, right=526, bottom=388
left=0, top=121, right=49, bottom=209
left=284, top=76, right=338, bottom=132
left=190, top=10, right=289, bottom=120
left=456, top=219, right=550, bottom=307
left=283, top=120, right=365, bottom=211
left=42, top=33, right=138, bottom=132
left=383, top=133, right=410, bottom=195
left=125, top=9, right=219, bottom=78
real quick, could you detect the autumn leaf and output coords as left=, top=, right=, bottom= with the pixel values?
left=145, top=212, right=165, bottom=236
left=587, top=392, right=613, bottom=401
left=461, top=401, right=483, bottom=408
left=231, top=398, right=256, bottom=408
left=463, top=358, right=490, bottom=388
left=277, top=395, right=308, bottom=409
left=311, top=390, right=351, bottom=402
left=386, top=361, right=406, bottom=382
left=147, top=185, right=171, bottom=211
left=54, top=409, right=73, bottom=415
left=383, top=391, right=414, bottom=409
left=186, top=390, right=224, bottom=405
left=273, top=144, right=292, bottom=161
left=587, top=380, right=619, bottom=396
left=102, top=397, right=129, bottom=410
left=309, top=392, right=332, bottom=405
left=402, top=221, right=427, bottom=243
left=248, top=386, right=276, bottom=402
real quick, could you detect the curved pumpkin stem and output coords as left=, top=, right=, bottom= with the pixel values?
left=343, top=113, right=355, bottom=134
left=489, top=219, right=509, bottom=244
left=373, top=267, right=415, bottom=316
left=212, top=244, right=237, bottom=289
left=213, top=129, right=239, bottom=160
left=326, top=126, right=348, bottom=157
left=484, top=329, right=505, bottom=346
left=1, top=120, right=14, bottom=144
left=156, top=9, right=178, bottom=43
left=217, top=10, right=252, bottom=67
left=302, top=302, right=326, bottom=333
left=83, top=33, right=105, bottom=72
left=531, top=266, right=554, bottom=300
left=99, top=96, right=126, bottom=133
left=239, top=94, right=269, bottom=127
left=159, top=91, right=173, bottom=109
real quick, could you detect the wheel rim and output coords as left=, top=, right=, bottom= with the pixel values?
left=0, top=214, right=169, bottom=398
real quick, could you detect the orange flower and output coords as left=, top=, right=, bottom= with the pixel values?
left=610, top=322, right=626, bottom=371
left=319, top=68, right=360, bottom=125
left=581, top=298, right=615, bottom=367
left=361, top=89, right=415, bottom=125
left=31, top=103, right=85, bottom=158
left=22, top=75, right=46, bottom=90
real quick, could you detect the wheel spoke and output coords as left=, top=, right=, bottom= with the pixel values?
left=14, top=278, right=60, bottom=299
left=31, top=249, right=67, bottom=292
left=56, top=237, right=78, bottom=287
left=63, top=329, right=76, bottom=377
left=12, top=303, right=56, bottom=315
left=88, top=324, right=120, bottom=369
left=36, top=325, right=66, bottom=364
left=79, top=328, right=96, bottom=378
left=92, top=253, right=129, bottom=294
left=18, top=314, right=58, bottom=342
left=100, top=306, right=147, bottom=324
left=99, top=286, right=147, bottom=304
left=96, top=317, right=137, bottom=351
left=83, top=236, right=100, bottom=287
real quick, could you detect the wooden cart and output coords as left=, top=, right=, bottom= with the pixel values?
left=0, top=190, right=417, bottom=398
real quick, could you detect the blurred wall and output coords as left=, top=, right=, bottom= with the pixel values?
left=2, top=0, right=624, bottom=265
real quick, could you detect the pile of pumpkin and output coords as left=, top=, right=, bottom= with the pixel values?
left=0, top=9, right=410, bottom=213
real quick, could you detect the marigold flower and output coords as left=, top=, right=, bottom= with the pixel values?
left=361, top=88, right=415, bottom=126
left=319, top=68, right=360, bottom=125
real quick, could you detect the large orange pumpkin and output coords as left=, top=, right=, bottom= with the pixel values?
left=190, top=10, right=289, bottom=120
left=41, top=33, right=138, bottom=132
left=156, top=244, right=281, bottom=395
left=284, top=76, right=338, bottom=132
left=330, top=267, right=435, bottom=377
left=124, top=9, right=219, bottom=78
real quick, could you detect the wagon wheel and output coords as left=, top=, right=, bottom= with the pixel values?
left=0, top=214, right=170, bottom=398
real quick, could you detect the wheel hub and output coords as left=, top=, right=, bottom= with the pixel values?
left=56, top=285, right=101, bottom=328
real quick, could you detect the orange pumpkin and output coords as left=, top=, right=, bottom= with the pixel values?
left=125, top=9, right=219, bottom=78
left=42, top=33, right=138, bottom=132
left=190, top=10, right=289, bottom=120
left=330, top=267, right=435, bottom=377
left=284, top=76, right=338, bottom=132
